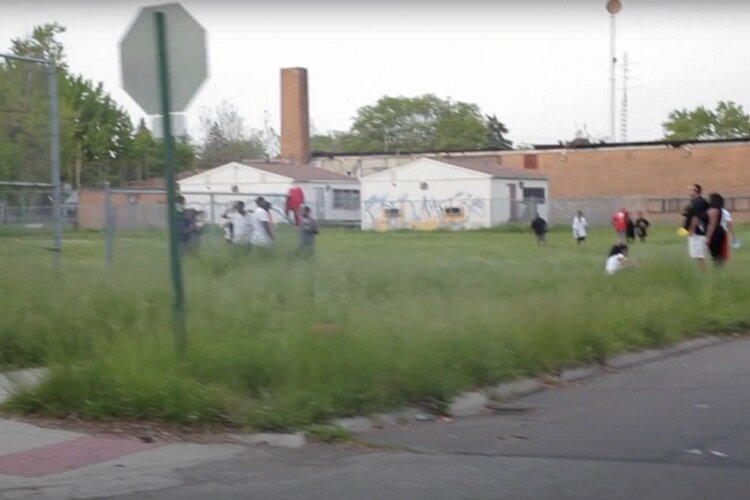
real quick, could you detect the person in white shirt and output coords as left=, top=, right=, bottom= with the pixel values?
left=222, top=201, right=253, bottom=251
left=572, top=210, right=587, bottom=245
left=250, top=197, right=274, bottom=254
left=605, top=243, right=637, bottom=275
left=721, top=207, right=740, bottom=249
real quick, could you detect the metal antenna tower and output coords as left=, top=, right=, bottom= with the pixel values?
left=620, top=52, right=629, bottom=142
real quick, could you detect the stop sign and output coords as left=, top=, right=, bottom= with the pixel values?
left=120, top=3, right=208, bottom=114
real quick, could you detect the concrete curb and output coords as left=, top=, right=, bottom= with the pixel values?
left=0, top=335, right=728, bottom=452
left=447, top=391, right=489, bottom=417
left=0, top=368, right=49, bottom=404
left=559, top=365, right=604, bottom=383
left=485, top=377, right=546, bottom=401
left=336, top=335, right=726, bottom=437
left=231, top=432, right=307, bottom=449
left=334, top=416, right=375, bottom=433
left=607, top=348, right=665, bottom=370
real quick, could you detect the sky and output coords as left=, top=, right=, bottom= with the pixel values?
left=1, top=0, right=748, bottom=146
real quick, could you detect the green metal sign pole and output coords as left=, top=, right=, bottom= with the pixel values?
left=155, top=11, right=187, bottom=358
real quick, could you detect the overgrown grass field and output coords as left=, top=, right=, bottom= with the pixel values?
left=1, top=224, right=748, bottom=430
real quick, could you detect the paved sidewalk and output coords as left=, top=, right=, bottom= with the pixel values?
left=0, top=418, right=243, bottom=499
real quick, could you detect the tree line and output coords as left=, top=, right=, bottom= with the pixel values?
left=311, top=95, right=513, bottom=154
left=2, top=23, right=747, bottom=188
left=0, top=23, right=275, bottom=188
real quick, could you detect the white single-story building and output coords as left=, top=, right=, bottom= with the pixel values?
left=177, top=161, right=360, bottom=224
left=360, top=157, right=549, bottom=231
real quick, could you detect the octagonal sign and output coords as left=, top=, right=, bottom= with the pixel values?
left=120, top=3, right=207, bottom=114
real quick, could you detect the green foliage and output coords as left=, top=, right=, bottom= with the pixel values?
left=10, top=23, right=68, bottom=69
left=313, top=95, right=512, bottom=154
left=485, top=114, right=513, bottom=150
left=662, top=101, right=750, bottom=140
left=1, top=226, right=749, bottom=430
left=311, top=130, right=360, bottom=153
left=348, top=94, right=491, bottom=152
left=0, top=23, right=198, bottom=187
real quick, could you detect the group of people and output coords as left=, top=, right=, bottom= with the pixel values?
left=221, top=197, right=319, bottom=258
left=530, top=184, right=741, bottom=275
left=611, top=208, right=651, bottom=243
left=530, top=211, right=592, bottom=245
left=681, top=183, right=738, bottom=268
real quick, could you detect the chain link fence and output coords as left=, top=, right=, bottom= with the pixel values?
left=5, top=186, right=748, bottom=266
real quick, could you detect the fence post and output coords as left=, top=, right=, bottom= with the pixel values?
left=104, top=182, right=114, bottom=270
left=209, top=192, right=216, bottom=254
left=47, top=62, right=63, bottom=270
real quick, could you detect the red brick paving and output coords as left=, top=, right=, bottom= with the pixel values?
left=0, top=435, right=165, bottom=478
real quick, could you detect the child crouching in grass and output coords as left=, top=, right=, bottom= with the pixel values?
left=605, top=243, right=638, bottom=275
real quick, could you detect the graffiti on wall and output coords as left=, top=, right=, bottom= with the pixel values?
left=363, top=192, right=487, bottom=231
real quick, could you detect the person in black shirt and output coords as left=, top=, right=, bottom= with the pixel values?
left=635, top=211, right=650, bottom=242
left=705, top=193, right=728, bottom=265
left=625, top=210, right=636, bottom=243
left=531, top=213, right=548, bottom=245
left=683, top=183, right=710, bottom=268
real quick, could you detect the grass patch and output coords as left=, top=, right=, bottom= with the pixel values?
left=1, top=224, right=748, bottom=430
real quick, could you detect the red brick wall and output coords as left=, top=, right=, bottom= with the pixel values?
left=78, top=190, right=166, bottom=229
left=497, top=143, right=750, bottom=198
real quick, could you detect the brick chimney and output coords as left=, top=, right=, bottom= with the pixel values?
left=280, top=67, right=310, bottom=164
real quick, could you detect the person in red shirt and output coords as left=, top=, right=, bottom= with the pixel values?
left=285, top=187, right=305, bottom=226
left=611, top=208, right=628, bottom=242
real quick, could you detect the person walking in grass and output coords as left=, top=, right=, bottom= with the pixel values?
left=572, top=210, right=588, bottom=245
left=705, top=193, right=729, bottom=266
left=605, top=243, right=638, bottom=275
left=295, top=205, right=319, bottom=258
left=625, top=209, right=636, bottom=243
left=612, top=208, right=628, bottom=242
left=222, top=201, right=253, bottom=253
left=720, top=205, right=740, bottom=251
left=531, top=213, right=548, bottom=245
left=250, top=197, right=274, bottom=256
left=635, top=211, right=651, bottom=243
left=682, top=183, right=710, bottom=269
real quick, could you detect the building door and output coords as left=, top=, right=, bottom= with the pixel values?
left=508, top=183, right=518, bottom=221
left=314, top=187, right=325, bottom=221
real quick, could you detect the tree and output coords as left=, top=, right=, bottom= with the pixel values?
left=347, top=94, right=498, bottom=152
left=485, top=114, right=513, bottom=150
left=1, top=23, right=147, bottom=187
left=65, top=75, right=134, bottom=186
left=10, top=23, right=68, bottom=69
left=662, top=101, right=750, bottom=140
left=198, top=101, right=266, bottom=167
left=311, top=130, right=359, bottom=153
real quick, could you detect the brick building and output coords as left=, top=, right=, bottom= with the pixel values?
left=311, top=140, right=750, bottom=223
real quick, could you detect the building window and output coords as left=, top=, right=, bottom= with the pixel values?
left=332, top=189, right=360, bottom=210
left=523, top=187, right=546, bottom=204
left=384, top=208, right=400, bottom=218
left=444, top=207, right=462, bottom=216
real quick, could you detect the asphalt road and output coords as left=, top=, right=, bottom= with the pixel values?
left=113, top=337, right=750, bottom=500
